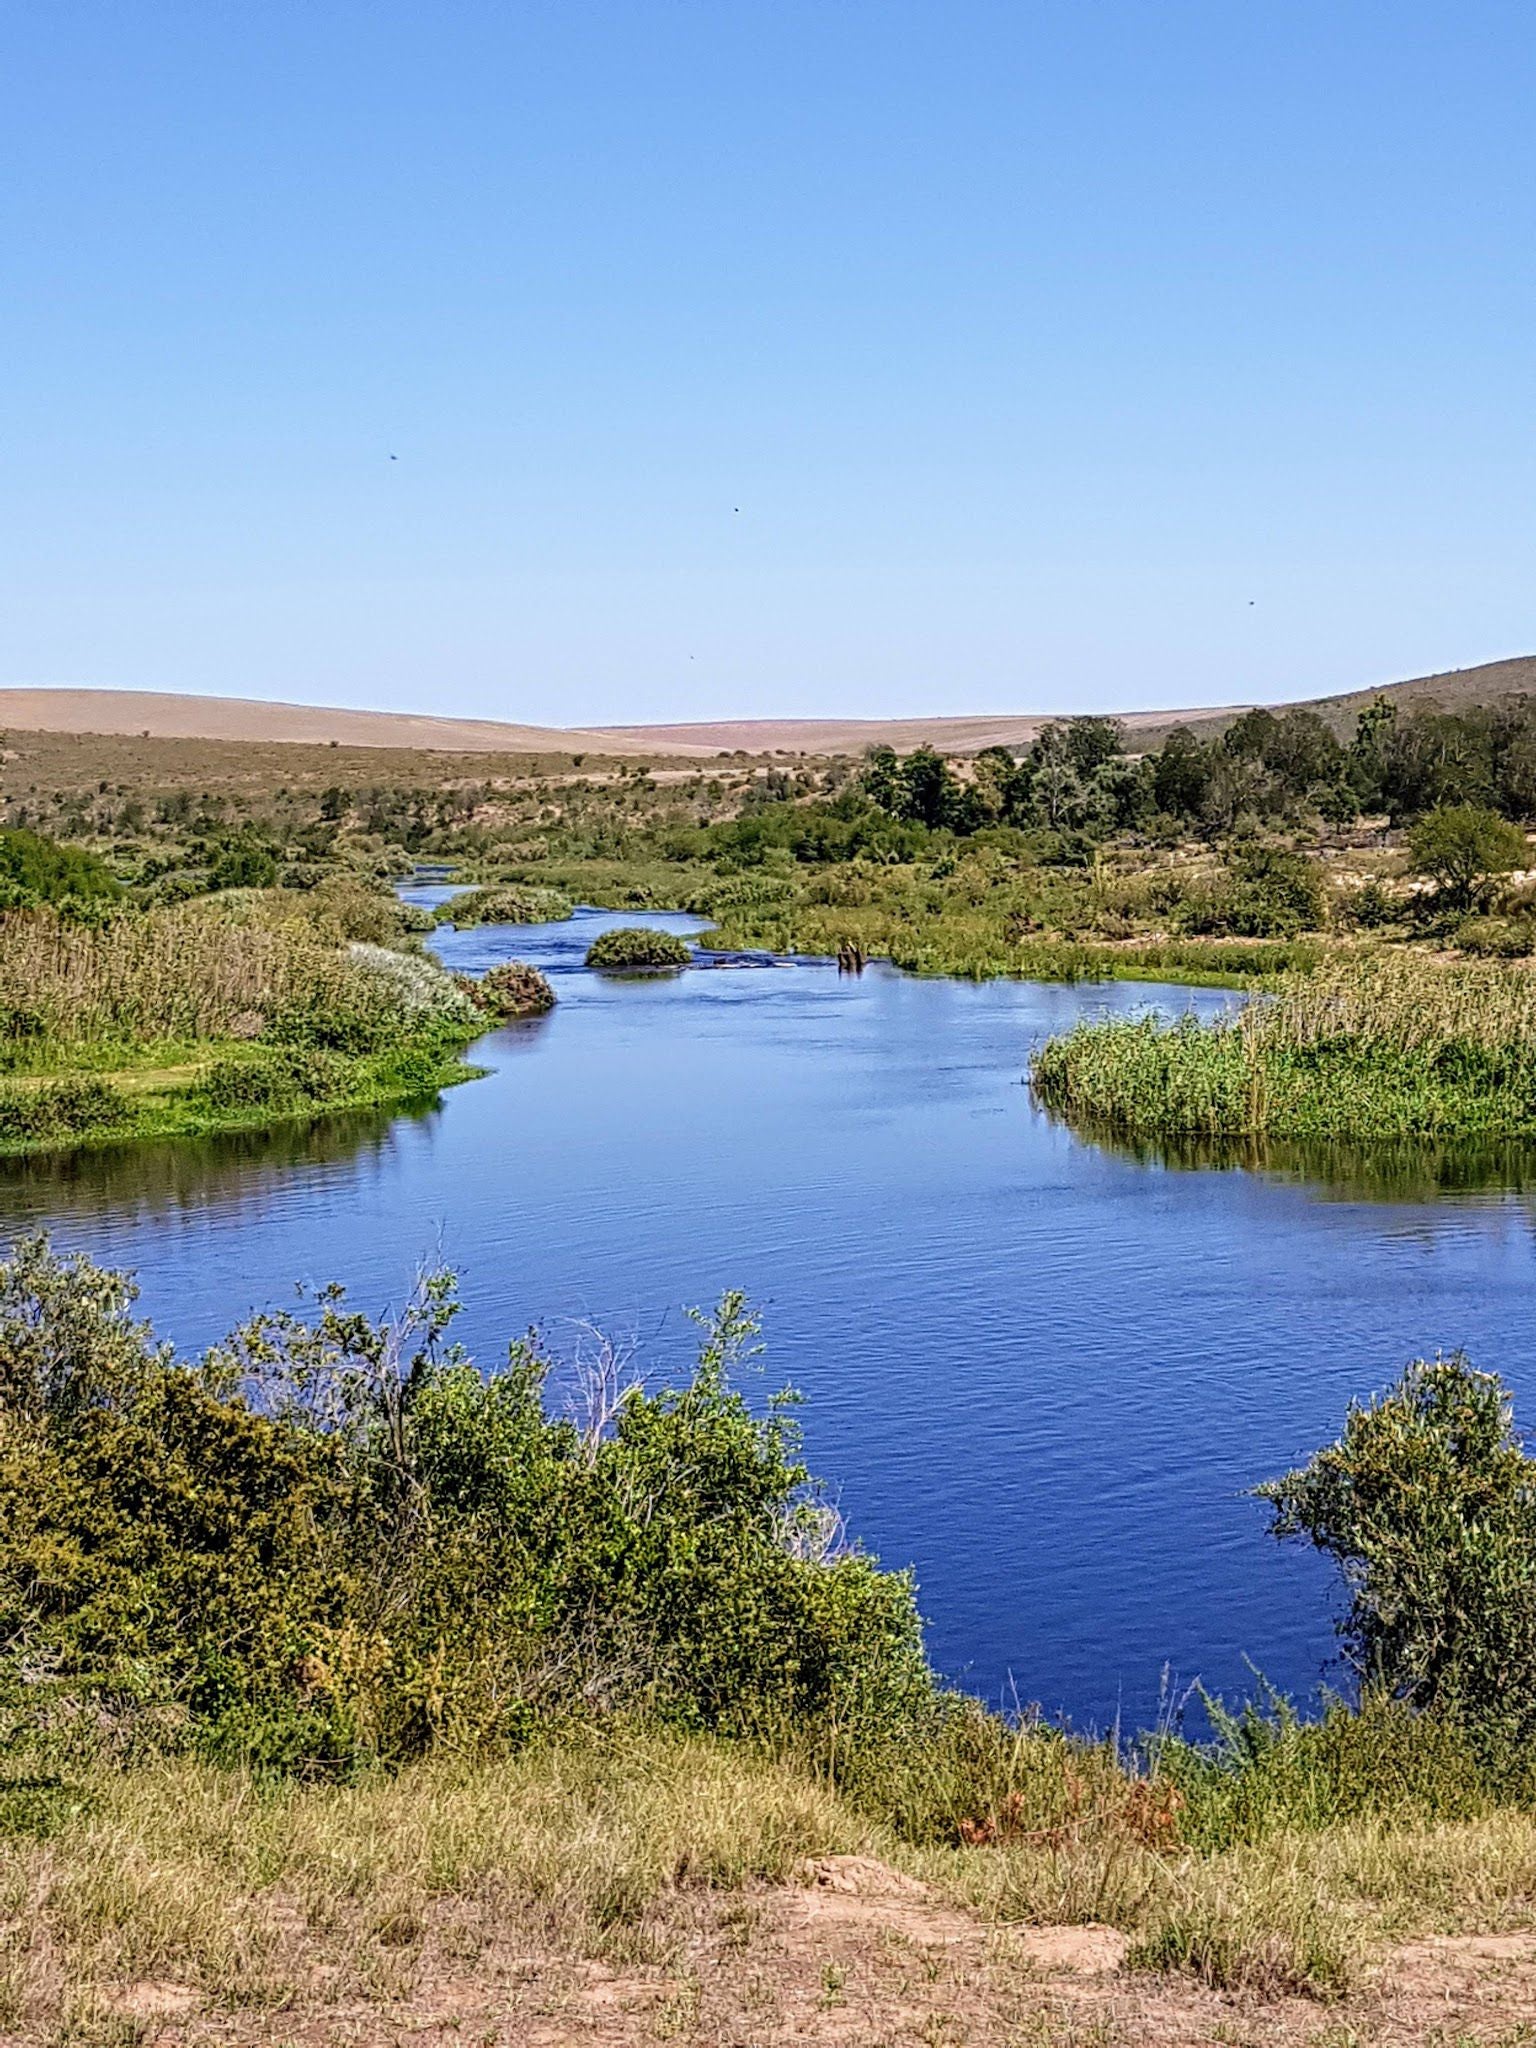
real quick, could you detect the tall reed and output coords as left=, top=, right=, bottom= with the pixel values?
left=1031, top=950, right=1536, bottom=1140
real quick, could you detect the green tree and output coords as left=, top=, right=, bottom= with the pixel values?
left=1407, top=805, right=1528, bottom=909
left=1259, top=1355, right=1536, bottom=1746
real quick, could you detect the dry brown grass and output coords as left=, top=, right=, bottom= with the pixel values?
left=8, top=1738, right=1536, bottom=2042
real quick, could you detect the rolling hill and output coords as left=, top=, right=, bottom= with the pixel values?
left=2, top=656, right=1532, bottom=760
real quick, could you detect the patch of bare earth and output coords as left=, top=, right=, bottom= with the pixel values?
left=29, top=1863, right=1536, bottom=2047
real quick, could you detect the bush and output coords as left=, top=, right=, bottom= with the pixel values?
left=0, top=1076, right=132, bottom=1144
left=440, top=885, right=573, bottom=927
left=1338, top=878, right=1399, bottom=930
left=1178, top=846, right=1326, bottom=938
left=468, top=962, right=556, bottom=1018
left=194, top=1047, right=348, bottom=1114
left=585, top=926, right=692, bottom=970
left=0, top=828, right=120, bottom=912
left=1258, top=1354, right=1536, bottom=1756
left=209, top=838, right=280, bottom=891
left=0, top=1243, right=930, bottom=1768
left=1455, top=914, right=1534, bottom=958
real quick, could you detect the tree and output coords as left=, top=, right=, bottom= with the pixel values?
left=1407, top=805, right=1528, bottom=909
left=1064, top=715, right=1124, bottom=779
left=1151, top=728, right=1211, bottom=819
left=1259, top=1355, right=1536, bottom=1742
left=897, top=746, right=956, bottom=829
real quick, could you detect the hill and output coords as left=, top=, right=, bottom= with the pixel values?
left=0, top=688, right=711, bottom=758
left=2, top=654, right=1533, bottom=761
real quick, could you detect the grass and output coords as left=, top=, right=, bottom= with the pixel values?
left=9, top=1731, right=1536, bottom=2033
left=1032, top=950, right=1536, bottom=1140
left=0, top=891, right=495, bottom=1156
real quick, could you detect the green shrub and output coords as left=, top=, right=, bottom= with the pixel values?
left=194, top=1047, right=348, bottom=1114
left=440, top=885, right=572, bottom=927
left=1258, top=1354, right=1536, bottom=1758
left=0, top=1243, right=929, bottom=1769
left=0, top=828, right=120, bottom=912
left=585, top=926, right=691, bottom=970
left=1178, top=846, right=1326, bottom=938
left=1455, top=913, right=1534, bottom=957
left=0, top=1076, right=131, bottom=1144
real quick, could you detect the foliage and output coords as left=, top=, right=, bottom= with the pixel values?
left=1258, top=1355, right=1536, bottom=1756
left=467, top=961, right=556, bottom=1017
left=1177, top=844, right=1327, bottom=938
left=0, top=827, right=120, bottom=912
left=440, top=884, right=573, bottom=926
left=1032, top=950, right=1536, bottom=1140
left=585, top=926, right=692, bottom=970
left=1407, top=804, right=1529, bottom=909
left=0, top=1242, right=928, bottom=1769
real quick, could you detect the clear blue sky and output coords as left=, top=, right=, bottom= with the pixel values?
left=4, top=1, right=1534, bottom=726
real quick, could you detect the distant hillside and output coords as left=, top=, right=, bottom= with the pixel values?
left=0, top=688, right=711, bottom=759
left=2, top=656, right=1533, bottom=760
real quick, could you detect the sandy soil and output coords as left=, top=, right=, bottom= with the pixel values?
left=47, top=1857, right=1536, bottom=2048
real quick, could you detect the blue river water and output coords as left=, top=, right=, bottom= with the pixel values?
left=3, top=894, right=1534, bottom=1734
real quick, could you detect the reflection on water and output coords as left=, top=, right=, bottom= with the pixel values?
left=1051, top=1118, right=1536, bottom=1204
left=0, top=1100, right=437, bottom=1225
left=3, top=899, right=1536, bottom=1731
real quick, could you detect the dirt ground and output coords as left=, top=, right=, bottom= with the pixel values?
left=50, top=1856, right=1536, bottom=2048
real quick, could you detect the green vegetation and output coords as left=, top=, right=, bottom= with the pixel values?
left=1261, top=1353, right=1536, bottom=1760
left=585, top=925, right=692, bottom=970
left=1032, top=951, right=1536, bottom=1140
left=438, top=881, right=573, bottom=925
left=1406, top=802, right=1530, bottom=907
left=0, top=1244, right=922, bottom=1769
left=0, top=824, right=120, bottom=910
left=7, top=1241, right=1536, bottom=2021
left=0, top=872, right=512, bottom=1156
left=463, top=959, right=556, bottom=1017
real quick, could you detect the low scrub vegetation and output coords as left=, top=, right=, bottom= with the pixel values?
left=438, top=882, right=573, bottom=926
left=1032, top=951, right=1536, bottom=1140
left=585, top=925, right=692, bottom=970
left=0, top=880, right=488, bottom=1155
left=467, top=959, right=556, bottom=1017
left=3, top=1244, right=1536, bottom=2024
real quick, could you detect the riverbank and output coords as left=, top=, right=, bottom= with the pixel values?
left=0, top=1029, right=484, bottom=1158
left=1032, top=950, right=1536, bottom=1140
left=0, top=884, right=532, bottom=1158
left=11, top=1737, right=1536, bottom=2045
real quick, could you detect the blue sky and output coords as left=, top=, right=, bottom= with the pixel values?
left=4, top=1, right=1534, bottom=725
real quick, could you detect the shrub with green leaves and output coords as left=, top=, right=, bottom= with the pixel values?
left=0, top=827, right=120, bottom=913
left=0, top=1239, right=928, bottom=1770
left=440, top=884, right=572, bottom=927
left=585, top=926, right=691, bottom=970
left=1258, top=1354, right=1536, bottom=1758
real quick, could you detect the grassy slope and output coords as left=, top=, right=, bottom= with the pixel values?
left=11, top=1736, right=1536, bottom=2041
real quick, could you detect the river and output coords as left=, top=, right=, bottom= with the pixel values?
left=3, top=894, right=1534, bottom=1732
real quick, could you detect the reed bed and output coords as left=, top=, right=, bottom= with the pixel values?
left=1031, top=950, right=1536, bottom=1140
left=0, top=905, right=366, bottom=1048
